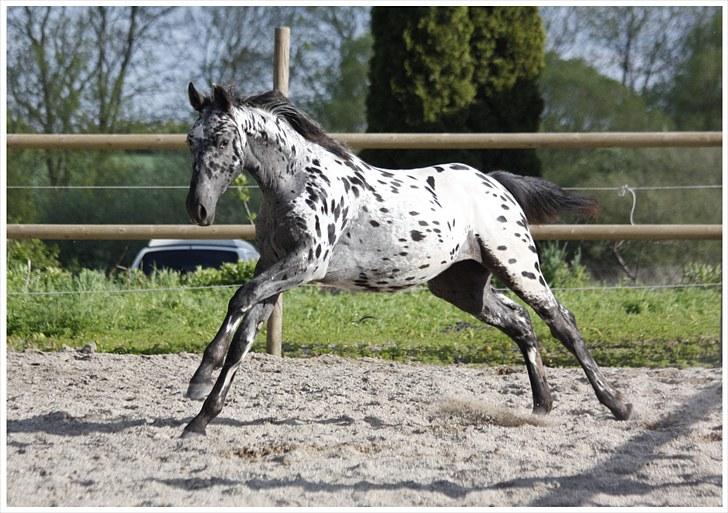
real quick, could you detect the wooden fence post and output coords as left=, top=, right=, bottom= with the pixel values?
left=266, top=26, right=290, bottom=357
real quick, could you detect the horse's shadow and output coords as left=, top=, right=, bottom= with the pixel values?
left=518, top=382, right=722, bottom=506
left=149, top=475, right=483, bottom=499
left=6, top=413, right=184, bottom=437
left=5, top=412, right=356, bottom=437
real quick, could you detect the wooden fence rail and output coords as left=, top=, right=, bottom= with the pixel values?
left=6, top=224, right=722, bottom=241
left=7, top=131, right=722, bottom=151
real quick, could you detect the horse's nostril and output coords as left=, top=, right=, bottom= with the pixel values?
left=197, top=204, right=207, bottom=222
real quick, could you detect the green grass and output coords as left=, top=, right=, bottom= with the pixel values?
left=6, top=267, right=721, bottom=367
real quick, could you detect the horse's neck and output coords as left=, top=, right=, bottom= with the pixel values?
left=235, top=107, right=312, bottom=193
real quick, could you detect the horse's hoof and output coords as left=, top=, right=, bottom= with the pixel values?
left=186, top=381, right=213, bottom=401
left=613, top=402, right=634, bottom=421
left=181, top=428, right=206, bottom=439
left=532, top=404, right=552, bottom=416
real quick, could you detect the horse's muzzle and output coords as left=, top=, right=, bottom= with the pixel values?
left=186, top=191, right=215, bottom=226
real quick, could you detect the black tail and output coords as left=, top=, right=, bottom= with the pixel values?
left=488, top=171, right=598, bottom=224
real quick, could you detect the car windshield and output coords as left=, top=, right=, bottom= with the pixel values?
left=140, top=249, right=238, bottom=274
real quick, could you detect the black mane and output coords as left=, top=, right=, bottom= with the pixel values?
left=240, top=90, right=351, bottom=161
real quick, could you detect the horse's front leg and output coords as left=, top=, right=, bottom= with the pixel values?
left=186, top=316, right=244, bottom=400
left=186, top=258, right=273, bottom=400
left=182, top=295, right=278, bottom=437
left=182, top=247, right=321, bottom=437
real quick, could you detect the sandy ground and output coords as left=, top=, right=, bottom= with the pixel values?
left=5, top=349, right=723, bottom=507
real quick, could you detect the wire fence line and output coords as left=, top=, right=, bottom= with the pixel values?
left=565, top=184, right=722, bottom=192
left=7, top=281, right=721, bottom=297
left=6, top=184, right=723, bottom=191
left=7, top=185, right=259, bottom=190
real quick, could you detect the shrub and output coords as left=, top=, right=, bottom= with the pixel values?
left=539, top=243, right=590, bottom=288
left=681, top=263, right=721, bottom=285
left=365, top=6, right=545, bottom=176
left=7, top=240, right=60, bottom=270
left=183, top=260, right=257, bottom=287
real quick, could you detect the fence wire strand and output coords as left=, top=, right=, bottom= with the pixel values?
left=6, top=184, right=723, bottom=192
left=7, top=281, right=721, bottom=297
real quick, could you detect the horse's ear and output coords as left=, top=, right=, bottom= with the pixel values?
left=212, top=83, right=232, bottom=112
left=188, top=82, right=205, bottom=112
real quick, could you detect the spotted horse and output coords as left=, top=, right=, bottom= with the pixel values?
left=181, top=83, right=633, bottom=437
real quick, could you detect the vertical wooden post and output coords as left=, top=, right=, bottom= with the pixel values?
left=273, top=27, right=290, bottom=96
left=266, top=26, right=290, bottom=357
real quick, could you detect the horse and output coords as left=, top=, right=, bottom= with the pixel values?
left=181, top=83, right=633, bottom=437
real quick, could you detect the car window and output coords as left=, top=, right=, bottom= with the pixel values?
left=141, top=249, right=239, bottom=274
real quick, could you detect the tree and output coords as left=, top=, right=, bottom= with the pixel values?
left=466, top=7, right=545, bottom=175
left=364, top=6, right=545, bottom=176
left=188, top=6, right=372, bottom=132
left=193, top=7, right=295, bottom=93
left=540, top=53, right=671, bottom=133
left=7, top=6, right=174, bottom=184
left=294, top=7, right=373, bottom=132
left=366, top=7, right=475, bottom=135
left=661, top=11, right=722, bottom=131
left=309, top=32, right=372, bottom=132
left=540, top=6, right=711, bottom=94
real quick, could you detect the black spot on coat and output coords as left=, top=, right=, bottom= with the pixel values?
left=410, top=230, right=425, bottom=241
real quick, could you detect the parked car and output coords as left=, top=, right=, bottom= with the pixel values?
left=130, top=239, right=259, bottom=275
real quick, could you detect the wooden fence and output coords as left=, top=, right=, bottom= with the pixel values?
left=5, top=27, right=723, bottom=356
left=7, top=131, right=722, bottom=151
left=6, top=224, right=722, bottom=241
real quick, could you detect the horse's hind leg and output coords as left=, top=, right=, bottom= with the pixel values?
left=428, top=260, right=553, bottom=415
left=183, top=294, right=278, bottom=436
left=481, top=245, right=633, bottom=420
left=532, top=296, right=632, bottom=420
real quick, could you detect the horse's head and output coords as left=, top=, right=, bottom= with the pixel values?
left=185, top=82, right=246, bottom=226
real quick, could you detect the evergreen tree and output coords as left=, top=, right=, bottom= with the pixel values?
left=664, top=11, right=721, bottom=131
left=364, top=6, right=545, bottom=176
left=467, top=7, right=544, bottom=175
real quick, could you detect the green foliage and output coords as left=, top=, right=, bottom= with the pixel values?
left=306, top=32, right=373, bottom=132
left=538, top=51, right=721, bottom=281
left=184, top=261, right=257, bottom=287
left=540, top=52, right=672, bottom=132
left=365, top=6, right=545, bottom=176
left=6, top=266, right=720, bottom=367
left=366, top=6, right=475, bottom=131
left=470, top=8, right=544, bottom=94
left=6, top=148, right=46, bottom=222
left=538, top=243, right=590, bottom=288
left=662, top=11, right=722, bottom=130
left=681, top=263, right=721, bottom=285
left=466, top=7, right=545, bottom=176
left=232, top=172, right=257, bottom=223
left=7, top=240, right=61, bottom=270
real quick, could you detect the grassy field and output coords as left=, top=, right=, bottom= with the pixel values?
left=6, top=267, right=721, bottom=367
